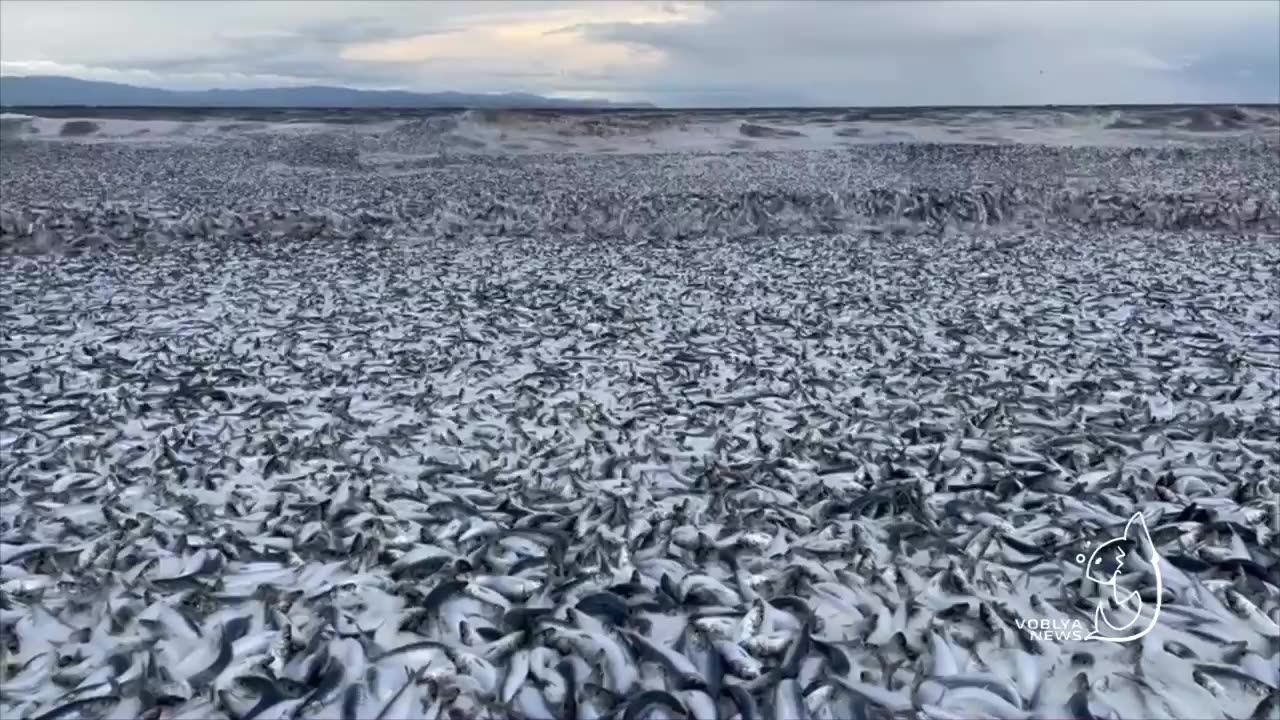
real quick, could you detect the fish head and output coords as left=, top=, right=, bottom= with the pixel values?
left=1090, top=511, right=1160, bottom=583
left=1084, top=538, right=1126, bottom=586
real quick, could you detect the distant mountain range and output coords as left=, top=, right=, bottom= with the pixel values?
left=0, top=75, right=653, bottom=109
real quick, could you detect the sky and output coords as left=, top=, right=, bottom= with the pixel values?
left=1, top=0, right=1277, bottom=107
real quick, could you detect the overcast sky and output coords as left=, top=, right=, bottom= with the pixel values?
left=1, top=0, right=1277, bottom=107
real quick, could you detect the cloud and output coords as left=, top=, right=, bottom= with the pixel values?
left=1, top=0, right=1276, bottom=105
left=560, top=1, right=1280, bottom=106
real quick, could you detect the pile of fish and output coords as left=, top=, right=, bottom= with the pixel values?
left=4, top=184, right=1278, bottom=257
left=2, top=131, right=1279, bottom=720
left=4, top=136, right=1280, bottom=252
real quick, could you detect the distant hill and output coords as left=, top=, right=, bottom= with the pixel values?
left=0, top=75, right=653, bottom=109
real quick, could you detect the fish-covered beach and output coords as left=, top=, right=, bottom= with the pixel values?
left=2, top=106, right=1279, bottom=720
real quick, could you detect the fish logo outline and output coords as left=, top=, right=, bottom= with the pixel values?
left=1082, top=511, right=1163, bottom=643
